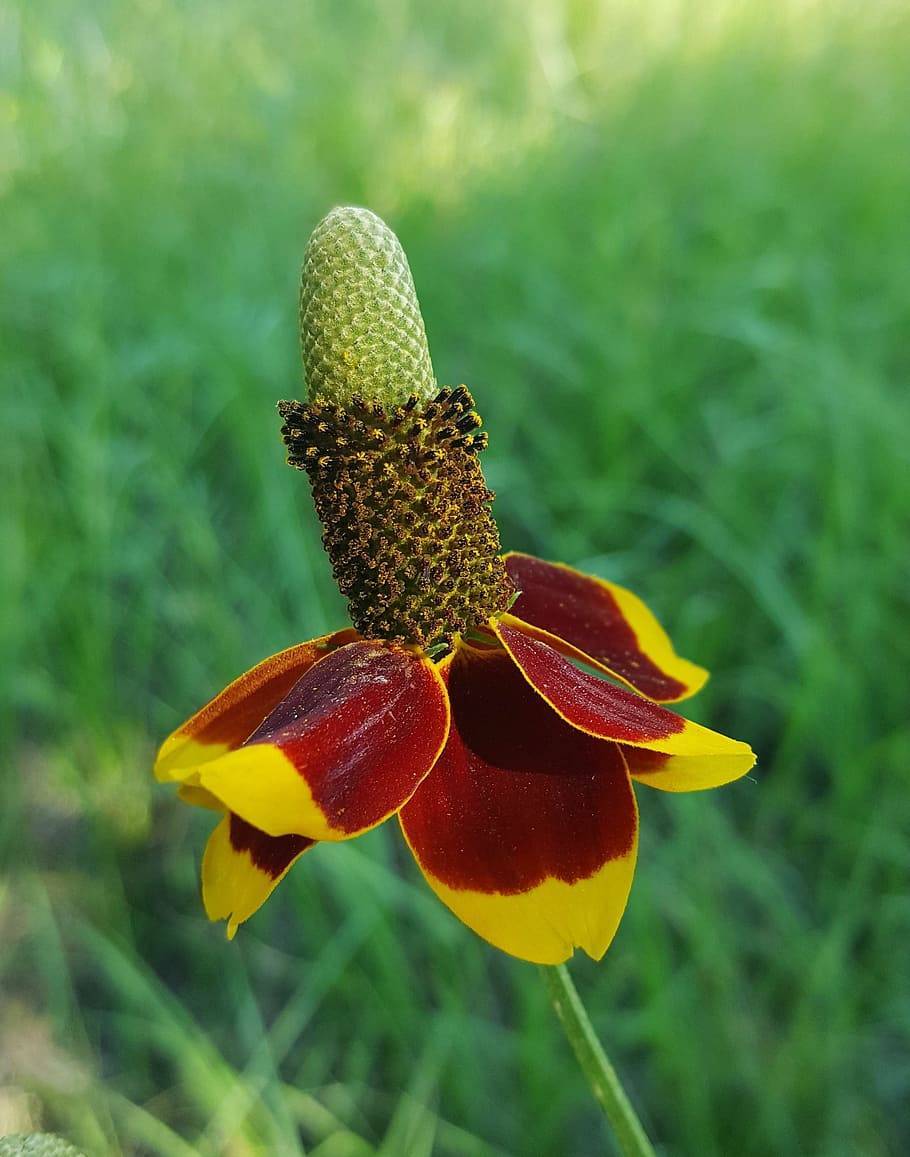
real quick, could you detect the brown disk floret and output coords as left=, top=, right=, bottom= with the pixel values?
left=278, top=387, right=515, bottom=650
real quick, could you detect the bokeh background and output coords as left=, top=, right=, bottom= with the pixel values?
left=3, top=1, right=909, bottom=1154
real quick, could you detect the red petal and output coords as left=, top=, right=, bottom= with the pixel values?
left=155, top=628, right=359, bottom=782
left=495, top=618, right=755, bottom=787
left=400, top=645, right=638, bottom=964
left=202, top=813, right=314, bottom=938
left=504, top=552, right=707, bottom=702
left=198, top=641, right=450, bottom=840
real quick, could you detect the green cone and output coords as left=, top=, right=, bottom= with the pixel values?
left=299, top=206, right=436, bottom=408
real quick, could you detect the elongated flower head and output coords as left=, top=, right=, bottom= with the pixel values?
left=299, top=206, right=436, bottom=408
left=283, top=208, right=513, bottom=649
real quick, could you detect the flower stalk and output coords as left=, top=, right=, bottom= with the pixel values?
left=541, top=965, right=656, bottom=1157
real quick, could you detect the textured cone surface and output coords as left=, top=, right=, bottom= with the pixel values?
left=0, top=1138, right=86, bottom=1157
left=279, top=389, right=514, bottom=647
left=300, top=207, right=436, bottom=408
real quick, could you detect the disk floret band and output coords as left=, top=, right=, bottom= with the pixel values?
left=279, top=387, right=514, bottom=649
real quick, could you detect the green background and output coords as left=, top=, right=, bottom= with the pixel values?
left=2, top=1, right=908, bottom=1154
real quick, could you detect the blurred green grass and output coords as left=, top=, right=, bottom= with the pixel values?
left=2, top=0, right=909, bottom=1153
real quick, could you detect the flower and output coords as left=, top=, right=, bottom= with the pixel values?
left=154, top=208, right=755, bottom=965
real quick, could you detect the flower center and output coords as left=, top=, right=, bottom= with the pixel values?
left=279, top=386, right=514, bottom=651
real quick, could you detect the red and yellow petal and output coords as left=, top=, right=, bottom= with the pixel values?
left=202, top=813, right=314, bottom=939
left=504, top=552, right=707, bottom=702
left=618, top=746, right=755, bottom=792
left=494, top=617, right=755, bottom=790
left=399, top=645, right=638, bottom=965
left=155, top=629, right=359, bottom=784
left=196, top=640, right=450, bottom=841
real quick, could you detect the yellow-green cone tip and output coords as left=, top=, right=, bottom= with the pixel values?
left=299, top=206, right=436, bottom=408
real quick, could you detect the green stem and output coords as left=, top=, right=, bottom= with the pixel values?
left=540, top=965, right=656, bottom=1157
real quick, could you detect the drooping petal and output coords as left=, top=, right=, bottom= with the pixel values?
left=504, top=552, right=707, bottom=702
left=494, top=618, right=755, bottom=790
left=197, top=641, right=450, bottom=841
left=202, top=813, right=313, bottom=939
left=155, top=629, right=359, bottom=784
left=618, top=746, right=756, bottom=792
left=399, top=645, right=638, bottom=965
